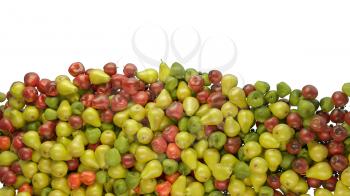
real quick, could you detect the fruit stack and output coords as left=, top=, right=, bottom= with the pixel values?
left=1, top=62, right=350, bottom=196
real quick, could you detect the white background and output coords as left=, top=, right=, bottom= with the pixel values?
left=1, top=0, right=350, bottom=193
left=1, top=0, right=350, bottom=98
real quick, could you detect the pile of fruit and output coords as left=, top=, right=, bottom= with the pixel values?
left=1, top=62, right=350, bottom=196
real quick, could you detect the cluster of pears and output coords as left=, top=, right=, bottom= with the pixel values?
left=1, top=61, right=350, bottom=196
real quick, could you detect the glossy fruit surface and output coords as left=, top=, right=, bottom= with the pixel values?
left=0, top=62, right=349, bottom=195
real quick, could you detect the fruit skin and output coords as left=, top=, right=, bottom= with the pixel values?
left=308, top=141, right=328, bottom=162
left=32, top=172, right=50, bottom=190
left=0, top=136, right=11, bottom=151
left=237, top=109, right=254, bottom=133
left=269, top=101, right=290, bottom=119
left=57, top=80, right=78, bottom=96
left=259, top=132, right=280, bottom=149
left=0, top=151, right=18, bottom=166
left=298, top=99, right=316, bottom=118
left=82, top=107, right=101, bottom=127
left=50, top=143, right=72, bottom=161
left=306, top=162, right=333, bottom=180
left=171, top=175, right=186, bottom=196
left=201, top=108, right=224, bottom=126
left=342, top=82, right=350, bottom=96
left=280, top=170, right=299, bottom=190
left=335, top=181, right=350, bottom=196
left=228, top=178, right=246, bottom=196
left=277, top=82, right=291, bottom=98
left=180, top=148, right=197, bottom=170
left=6, top=62, right=350, bottom=195
left=137, top=68, right=158, bottom=84
left=88, top=69, right=111, bottom=85
left=175, top=132, right=195, bottom=149
left=228, top=87, right=247, bottom=109
left=265, top=149, right=282, bottom=172
left=272, top=124, right=294, bottom=142
left=222, top=74, right=238, bottom=96
left=186, top=181, right=205, bottom=196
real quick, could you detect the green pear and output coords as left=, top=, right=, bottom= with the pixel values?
left=31, top=150, right=41, bottom=163
left=38, top=158, right=52, bottom=174
left=51, top=177, right=71, bottom=195
left=51, top=161, right=68, bottom=178
left=269, top=101, right=290, bottom=119
left=193, top=139, right=208, bottom=159
left=181, top=148, right=197, bottom=170
left=307, top=141, right=328, bottom=162
left=82, top=107, right=101, bottom=127
left=141, top=160, right=163, bottom=179
left=9, top=109, right=25, bottom=129
left=0, top=151, right=18, bottom=166
left=237, top=110, right=254, bottom=133
left=272, top=124, right=294, bottom=142
left=264, top=149, right=282, bottom=172
left=211, top=163, right=232, bottom=181
left=155, top=89, right=172, bottom=109
left=259, top=132, right=280, bottom=149
left=224, top=116, right=240, bottom=137
left=113, top=109, right=130, bottom=128
left=68, top=135, right=85, bottom=157
left=80, top=149, right=100, bottom=169
left=0, top=187, right=15, bottom=196
left=314, top=188, right=332, bottom=196
left=39, top=141, right=55, bottom=158
left=203, top=148, right=220, bottom=170
left=57, top=100, right=72, bottom=121
left=183, top=97, right=199, bottom=116
left=171, top=175, right=186, bottom=196
left=290, top=178, right=309, bottom=194
left=20, top=161, right=38, bottom=179
left=104, top=147, right=121, bottom=167
left=137, top=68, right=158, bottom=84
left=200, top=108, right=224, bottom=125
left=56, top=122, right=74, bottom=138
left=56, top=137, right=71, bottom=148
left=88, top=69, right=111, bottom=85
left=242, top=141, right=262, bottom=160
left=57, top=79, right=78, bottom=96
left=250, top=173, right=267, bottom=192
left=10, top=81, right=25, bottom=99
left=341, top=167, right=350, bottom=186
left=32, top=172, right=50, bottom=190
left=228, top=87, right=247, bottom=108
left=194, top=162, right=211, bottom=182
left=335, top=181, right=350, bottom=196
left=280, top=170, right=299, bottom=190
left=71, top=188, right=86, bottom=196
left=306, top=162, right=332, bottom=180
left=147, top=107, right=164, bottom=131
left=186, top=182, right=205, bottom=196
left=220, top=154, right=239, bottom=169
left=50, top=143, right=72, bottom=161
left=175, top=132, right=195, bottom=149
left=108, top=165, right=127, bottom=179
left=135, top=146, right=158, bottom=164
left=221, top=74, right=238, bottom=96
left=23, top=130, right=41, bottom=151
left=176, top=81, right=192, bottom=101
left=94, top=144, right=111, bottom=169
left=72, top=131, right=89, bottom=145
left=159, top=61, right=170, bottom=82
left=86, top=183, right=103, bottom=196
